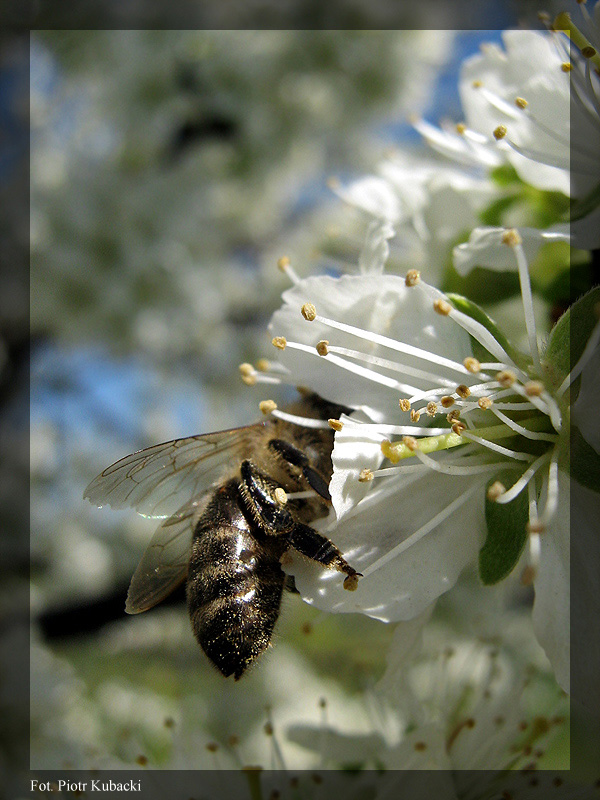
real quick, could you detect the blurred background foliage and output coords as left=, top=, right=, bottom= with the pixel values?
left=24, top=24, right=565, bottom=777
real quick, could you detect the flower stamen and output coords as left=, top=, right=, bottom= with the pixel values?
left=502, top=231, right=542, bottom=374
left=461, top=431, right=534, bottom=462
left=489, top=407, right=558, bottom=442
left=277, top=256, right=300, bottom=285
left=413, top=448, right=503, bottom=477
left=418, top=283, right=522, bottom=371
left=494, top=452, right=551, bottom=504
left=537, top=448, right=561, bottom=526
left=300, top=309, right=473, bottom=377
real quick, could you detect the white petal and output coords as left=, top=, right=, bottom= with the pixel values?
left=413, top=117, right=501, bottom=169
left=284, top=471, right=485, bottom=623
left=376, top=606, right=434, bottom=698
left=453, top=225, right=570, bottom=275
left=333, top=176, right=402, bottom=222
left=358, top=219, right=395, bottom=274
left=330, top=409, right=386, bottom=520
left=532, top=471, right=570, bottom=693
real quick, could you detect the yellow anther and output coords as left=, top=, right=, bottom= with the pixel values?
left=441, top=396, right=455, bottom=408
left=316, top=340, right=329, bottom=356
left=487, top=481, right=506, bottom=501
left=358, top=468, right=374, bottom=483
left=259, top=399, right=277, bottom=415
left=301, top=302, right=317, bottom=321
left=399, top=398, right=411, bottom=412
left=456, top=122, right=466, bottom=134
left=405, top=269, right=420, bottom=287
left=501, top=228, right=522, bottom=247
left=410, top=409, right=421, bottom=423
left=451, top=421, right=466, bottom=435
left=274, top=487, right=287, bottom=506
left=328, top=418, right=343, bottom=432
left=463, top=356, right=481, bottom=373
left=447, top=409, right=461, bottom=423
left=478, top=396, right=493, bottom=410
left=515, top=96, right=528, bottom=109
left=472, top=79, right=483, bottom=88
left=433, top=298, right=452, bottom=316
left=277, top=256, right=291, bottom=272
left=343, top=573, right=360, bottom=591
left=456, top=384, right=471, bottom=398
left=496, top=369, right=517, bottom=388
left=493, top=125, right=507, bottom=140
left=256, top=358, right=270, bottom=372
left=426, top=401, right=438, bottom=417
left=525, top=380, right=544, bottom=397
left=561, top=62, right=573, bottom=72
left=272, top=336, right=287, bottom=350
left=239, top=362, right=257, bottom=386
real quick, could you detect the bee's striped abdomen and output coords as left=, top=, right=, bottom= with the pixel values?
left=186, top=480, right=285, bottom=680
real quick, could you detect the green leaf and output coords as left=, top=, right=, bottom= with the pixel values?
left=571, top=427, right=600, bottom=494
left=479, top=471, right=530, bottom=585
left=544, top=285, right=600, bottom=388
left=446, top=293, right=527, bottom=368
left=490, top=164, right=522, bottom=187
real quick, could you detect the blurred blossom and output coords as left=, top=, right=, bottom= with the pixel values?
left=30, top=30, right=452, bottom=355
left=287, top=623, right=575, bottom=789
left=30, top=619, right=390, bottom=773
left=415, top=19, right=600, bottom=248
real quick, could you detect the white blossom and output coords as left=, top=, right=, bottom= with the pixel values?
left=261, top=224, right=588, bottom=693
left=415, top=21, right=600, bottom=248
left=287, top=626, right=578, bottom=792
left=331, top=154, right=496, bottom=281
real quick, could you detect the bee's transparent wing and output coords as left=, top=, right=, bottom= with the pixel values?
left=125, top=498, right=207, bottom=614
left=84, top=425, right=263, bottom=519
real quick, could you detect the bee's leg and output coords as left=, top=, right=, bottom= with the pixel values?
left=239, top=460, right=294, bottom=534
left=287, top=522, right=361, bottom=591
left=267, top=438, right=331, bottom=501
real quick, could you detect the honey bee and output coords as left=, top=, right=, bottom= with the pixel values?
left=84, top=393, right=361, bottom=679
